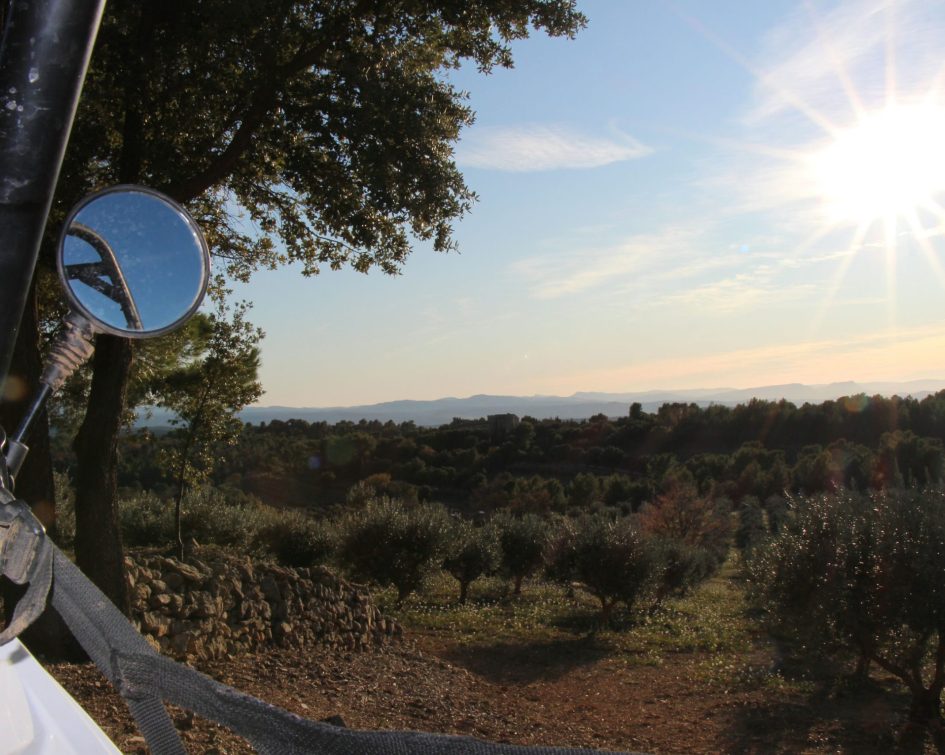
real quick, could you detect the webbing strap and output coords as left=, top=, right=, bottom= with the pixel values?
left=0, top=508, right=634, bottom=754
left=46, top=547, right=632, bottom=754
left=0, top=495, right=54, bottom=645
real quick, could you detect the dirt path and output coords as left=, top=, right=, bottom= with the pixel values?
left=48, top=629, right=925, bottom=754
left=44, top=562, right=933, bottom=753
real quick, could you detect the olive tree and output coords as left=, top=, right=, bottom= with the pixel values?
left=546, top=515, right=651, bottom=622
left=157, top=300, right=263, bottom=559
left=753, top=489, right=945, bottom=725
left=443, top=520, right=498, bottom=604
left=338, top=498, right=452, bottom=603
left=493, top=511, right=548, bottom=595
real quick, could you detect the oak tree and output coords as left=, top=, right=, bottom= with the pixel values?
left=10, top=0, right=586, bottom=607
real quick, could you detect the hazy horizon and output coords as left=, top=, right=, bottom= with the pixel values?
left=226, top=1, right=945, bottom=408
left=245, top=376, right=945, bottom=410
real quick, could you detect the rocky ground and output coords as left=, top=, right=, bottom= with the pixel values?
left=48, top=630, right=932, bottom=754
left=36, top=551, right=941, bottom=753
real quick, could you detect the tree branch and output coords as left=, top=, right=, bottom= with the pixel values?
left=162, top=0, right=383, bottom=204
left=931, top=632, right=945, bottom=694
left=871, top=650, right=921, bottom=693
left=163, top=38, right=337, bottom=204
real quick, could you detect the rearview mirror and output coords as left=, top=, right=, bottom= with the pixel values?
left=57, top=185, right=209, bottom=338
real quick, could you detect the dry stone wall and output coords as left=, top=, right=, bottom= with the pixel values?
left=125, top=550, right=401, bottom=662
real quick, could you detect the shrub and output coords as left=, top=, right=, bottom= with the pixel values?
left=442, top=520, right=499, bottom=603
left=735, top=496, right=767, bottom=554
left=119, top=490, right=174, bottom=547
left=492, top=511, right=548, bottom=595
left=648, top=537, right=717, bottom=606
left=544, top=517, right=581, bottom=587
left=763, top=494, right=789, bottom=534
left=258, top=511, right=335, bottom=568
left=547, top=515, right=652, bottom=621
left=118, top=486, right=282, bottom=553
left=637, top=488, right=732, bottom=562
left=337, top=498, right=452, bottom=602
left=752, top=489, right=945, bottom=724
left=346, top=474, right=419, bottom=507
left=178, top=487, right=267, bottom=548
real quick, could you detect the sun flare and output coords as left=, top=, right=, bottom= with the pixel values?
left=810, top=104, right=945, bottom=225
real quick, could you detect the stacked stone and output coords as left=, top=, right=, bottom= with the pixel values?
left=125, top=552, right=401, bottom=662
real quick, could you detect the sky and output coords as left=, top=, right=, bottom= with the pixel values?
left=230, top=0, right=945, bottom=408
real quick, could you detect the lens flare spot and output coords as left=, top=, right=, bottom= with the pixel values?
left=2, top=375, right=28, bottom=401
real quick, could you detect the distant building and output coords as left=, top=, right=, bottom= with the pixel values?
left=487, top=413, right=520, bottom=442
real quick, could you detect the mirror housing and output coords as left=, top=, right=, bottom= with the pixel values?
left=3, top=185, right=211, bottom=480
left=57, top=185, right=209, bottom=338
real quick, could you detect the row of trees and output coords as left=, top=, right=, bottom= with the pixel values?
left=98, top=485, right=728, bottom=623
left=103, top=400, right=945, bottom=521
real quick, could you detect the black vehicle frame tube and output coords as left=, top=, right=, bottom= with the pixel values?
left=0, top=0, right=106, bottom=389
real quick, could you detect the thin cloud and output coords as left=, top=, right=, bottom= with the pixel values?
left=747, top=0, right=943, bottom=125
left=668, top=276, right=817, bottom=313
left=552, top=320, right=945, bottom=394
left=693, top=0, right=945, bottom=228
left=510, top=228, right=699, bottom=300
left=510, top=221, right=839, bottom=309
left=457, top=124, right=651, bottom=172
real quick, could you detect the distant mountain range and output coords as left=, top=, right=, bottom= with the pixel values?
left=138, top=379, right=945, bottom=428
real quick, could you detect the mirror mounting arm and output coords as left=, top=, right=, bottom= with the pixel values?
left=39, top=311, right=96, bottom=394
left=5, top=312, right=96, bottom=480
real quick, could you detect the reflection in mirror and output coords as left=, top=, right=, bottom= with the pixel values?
left=58, top=187, right=209, bottom=337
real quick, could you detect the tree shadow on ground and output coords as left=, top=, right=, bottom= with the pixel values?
left=724, top=656, right=925, bottom=754
left=551, top=609, right=640, bottom=634
left=440, top=635, right=610, bottom=685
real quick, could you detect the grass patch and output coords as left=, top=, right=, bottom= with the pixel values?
left=377, top=554, right=765, bottom=686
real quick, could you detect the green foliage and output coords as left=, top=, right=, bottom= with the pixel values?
left=638, top=486, right=733, bottom=563
left=648, top=537, right=718, bottom=605
left=763, top=494, right=789, bottom=534
left=346, top=474, right=419, bottom=507
left=118, top=490, right=176, bottom=548
left=568, top=472, right=601, bottom=508
left=258, top=511, right=335, bottom=569
left=752, top=489, right=945, bottom=722
left=509, top=475, right=567, bottom=514
left=60, top=1, right=586, bottom=279
left=735, top=496, right=767, bottom=553
left=546, top=515, right=652, bottom=621
left=492, top=511, right=548, bottom=595
left=442, top=520, right=499, bottom=603
left=158, top=299, right=263, bottom=556
left=112, top=390, right=945, bottom=517
left=338, top=498, right=452, bottom=602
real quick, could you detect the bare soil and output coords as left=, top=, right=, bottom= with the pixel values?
left=47, top=629, right=934, bottom=754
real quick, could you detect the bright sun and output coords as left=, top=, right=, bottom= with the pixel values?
left=810, top=104, right=945, bottom=225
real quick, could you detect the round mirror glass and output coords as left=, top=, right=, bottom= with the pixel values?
left=57, top=186, right=209, bottom=338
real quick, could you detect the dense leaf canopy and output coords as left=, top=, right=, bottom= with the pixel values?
left=58, top=1, right=586, bottom=279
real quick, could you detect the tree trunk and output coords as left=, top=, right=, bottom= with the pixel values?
left=854, top=653, right=871, bottom=682
left=0, top=282, right=75, bottom=658
left=72, top=334, right=132, bottom=615
left=909, top=687, right=942, bottom=725
left=0, top=282, right=55, bottom=526
left=173, top=438, right=191, bottom=561
left=599, top=597, right=613, bottom=625
left=459, top=580, right=469, bottom=604
left=513, top=574, right=523, bottom=595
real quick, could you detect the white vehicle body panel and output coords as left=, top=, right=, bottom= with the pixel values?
left=0, top=638, right=119, bottom=754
